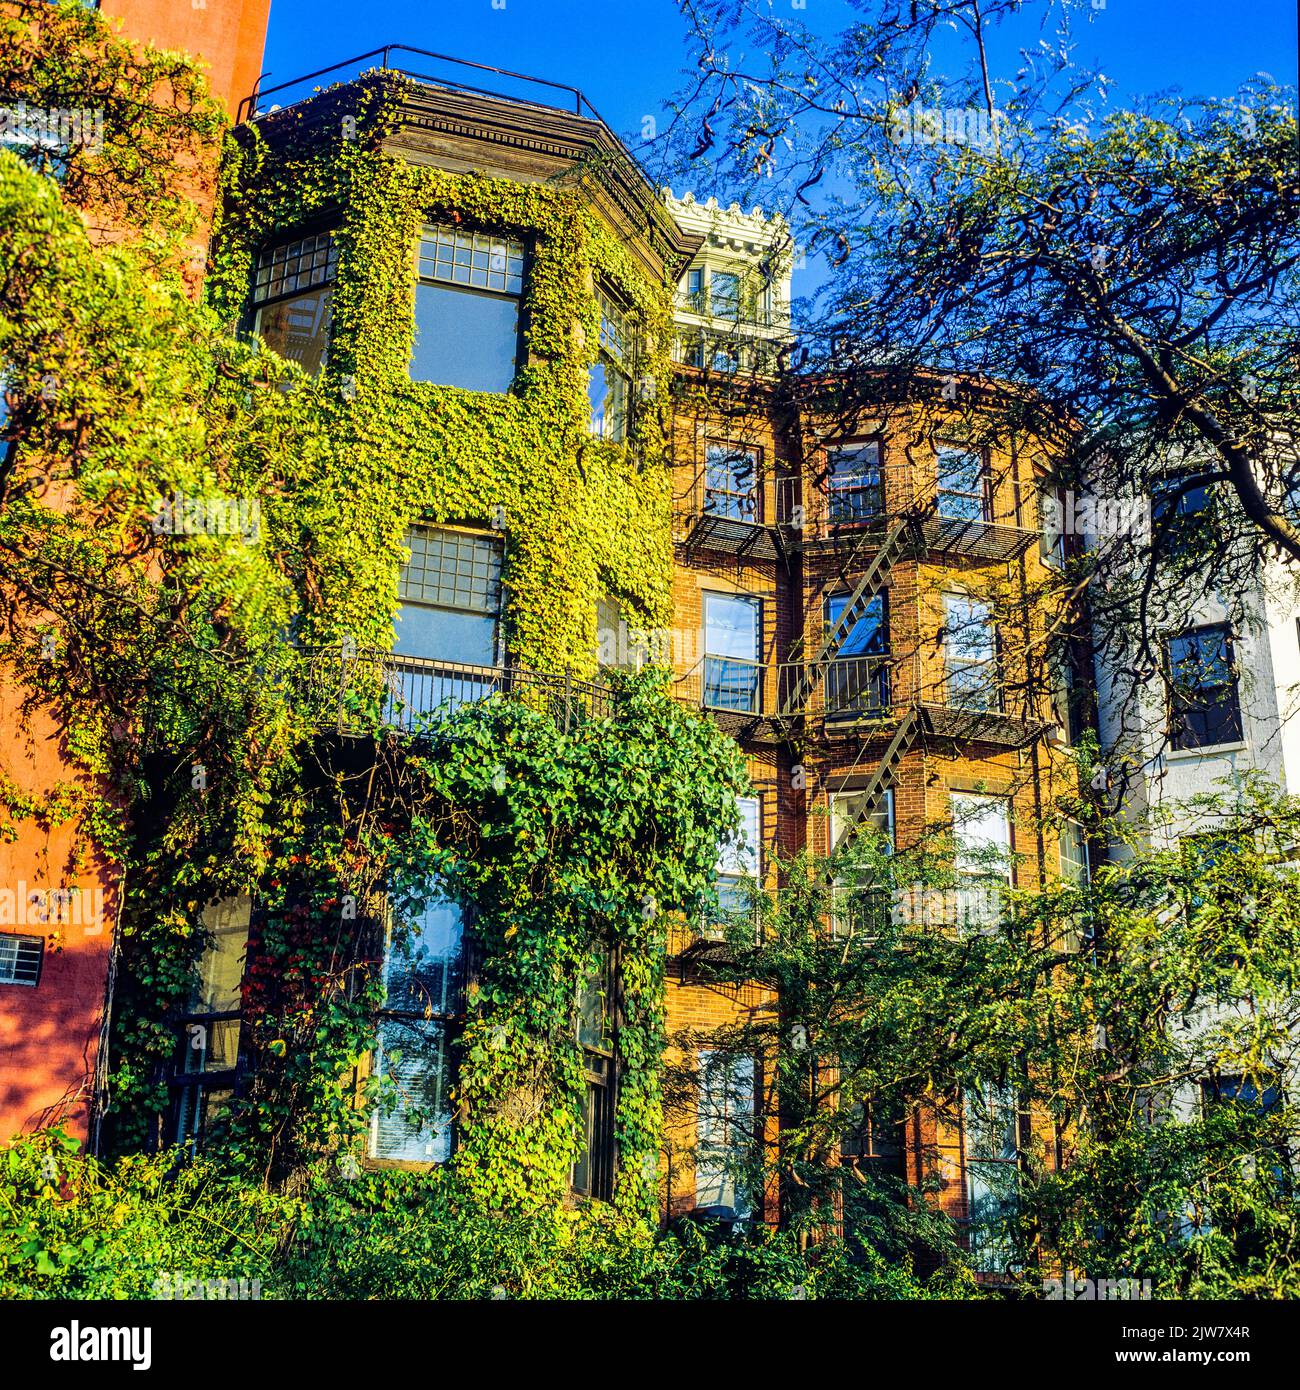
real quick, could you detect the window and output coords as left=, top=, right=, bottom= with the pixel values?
left=702, top=591, right=762, bottom=713
left=391, top=527, right=503, bottom=719
left=588, top=287, right=631, bottom=441
left=936, top=445, right=988, bottom=522
left=0, top=933, right=43, bottom=987
left=709, top=270, right=741, bottom=320
left=1167, top=624, right=1243, bottom=750
left=963, top=1082, right=1021, bottom=1271
left=943, top=594, right=1000, bottom=712
left=709, top=794, right=760, bottom=939
left=824, top=592, right=889, bottom=718
left=686, top=266, right=705, bottom=313
left=1039, top=482, right=1066, bottom=568
left=412, top=224, right=524, bottom=393
left=829, top=789, right=895, bottom=938
left=826, top=442, right=884, bottom=524
left=596, top=593, right=643, bottom=672
left=704, top=444, right=759, bottom=521
left=952, top=793, right=1012, bottom=930
left=572, top=953, right=616, bottom=1200
left=1058, top=820, right=1089, bottom=886
left=1152, top=474, right=1215, bottom=557
left=252, top=232, right=337, bottom=375
left=696, top=1051, right=755, bottom=1216
left=371, top=893, right=464, bottom=1164
left=842, top=1094, right=906, bottom=1179
left=173, top=896, right=250, bottom=1152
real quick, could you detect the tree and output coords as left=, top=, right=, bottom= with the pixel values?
left=659, top=1, right=1300, bottom=771
left=675, top=771, right=1300, bottom=1295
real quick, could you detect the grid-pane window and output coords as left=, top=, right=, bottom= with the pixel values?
left=392, top=528, right=504, bottom=718
left=703, top=592, right=761, bottom=713
left=417, top=225, right=524, bottom=294
left=1167, top=624, right=1242, bottom=750
left=936, top=445, right=988, bottom=522
left=705, top=444, right=758, bottom=521
left=827, top=442, right=884, bottom=524
left=253, top=233, right=337, bottom=303
left=252, top=232, right=337, bottom=376
left=0, top=933, right=43, bottom=987
left=412, top=225, right=524, bottom=393
left=371, top=893, right=464, bottom=1164
left=696, top=1051, right=755, bottom=1215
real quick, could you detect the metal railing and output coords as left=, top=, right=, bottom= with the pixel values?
left=774, top=464, right=1039, bottom=554
left=777, top=655, right=893, bottom=723
left=238, top=45, right=606, bottom=125
left=299, top=646, right=616, bottom=734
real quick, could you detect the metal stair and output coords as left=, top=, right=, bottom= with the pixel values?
left=828, top=706, right=921, bottom=858
left=778, top=519, right=915, bottom=720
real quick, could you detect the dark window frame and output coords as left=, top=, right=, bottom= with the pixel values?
left=1166, top=623, right=1243, bottom=751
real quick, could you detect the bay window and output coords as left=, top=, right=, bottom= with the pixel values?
left=588, top=286, right=631, bottom=441
left=252, top=231, right=336, bottom=375
left=412, top=224, right=524, bottom=393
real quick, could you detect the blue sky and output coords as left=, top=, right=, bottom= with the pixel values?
left=259, top=0, right=1296, bottom=146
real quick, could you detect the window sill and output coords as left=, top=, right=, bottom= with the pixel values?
left=1164, top=741, right=1247, bottom=762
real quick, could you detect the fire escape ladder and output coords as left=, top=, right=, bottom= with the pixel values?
left=779, top=519, right=914, bottom=719
left=830, top=705, right=921, bottom=858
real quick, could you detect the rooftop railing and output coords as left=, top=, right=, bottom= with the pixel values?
left=238, top=45, right=606, bottom=126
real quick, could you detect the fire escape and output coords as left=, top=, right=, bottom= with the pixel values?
left=773, top=459, right=1046, bottom=846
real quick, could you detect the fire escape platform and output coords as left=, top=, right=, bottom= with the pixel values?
left=678, top=512, right=782, bottom=561
left=917, top=702, right=1050, bottom=749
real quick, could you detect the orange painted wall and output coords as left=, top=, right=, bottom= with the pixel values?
left=100, top=0, right=272, bottom=119
left=0, top=683, right=118, bottom=1143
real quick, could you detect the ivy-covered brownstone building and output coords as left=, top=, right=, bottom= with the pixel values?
left=2, top=24, right=1090, bottom=1264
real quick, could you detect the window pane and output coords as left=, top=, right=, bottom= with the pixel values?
left=705, top=445, right=758, bottom=520
left=384, top=897, right=464, bottom=1018
left=412, top=282, right=519, bottom=393
left=717, top=795, right=760, bottom=878
left=393, top=604, right=497, bottom=666
left=400, top=527, right=502, bottom=613
left=370, top=1017, right=453, bottom=1163
left=827, top=443, right=884, bottom=523
left=588, top=356, right=628, bottom=440
left=0, top=933, right=42, bottom=986
left=192, top=896, right=251, bottom=1013
left=253, top=232, right=337, bottom=303
left=696, top=1052, right=754, bottom=1214
left=255, top=288, right=331, bottom=375
left=704, top=593, right=759, bottom=661
left=1168, top=625, right=1242, bottom=749
left=418, top=225, right=524, bottom=295
left=937, top=445, right=987, bottom=521
left=710, top=271, right=740, bottom=319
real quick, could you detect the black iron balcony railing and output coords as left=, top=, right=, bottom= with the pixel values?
left=238, top=45, right=606, bottom=125
left=702, top=655, right=764, bottom=715
left=773, top=468, right=1037, bottom=563
left=300, top=646, right=616, bottom=735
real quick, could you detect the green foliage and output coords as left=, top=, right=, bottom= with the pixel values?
left=0, top=1130, right=290, bottom=1299
left=1, top=1135, right=960, bottom=1300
